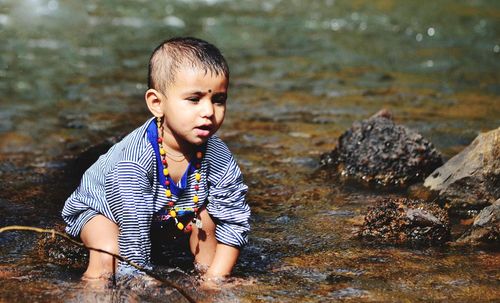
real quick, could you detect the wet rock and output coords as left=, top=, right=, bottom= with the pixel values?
left=456, top=199, right=499, bottom=246
left=320, top=110, right=443, bottom=189
left=330, top=287, right=369, bottom=299
left=379, top=73, right=395, bottom=82
left=424, top=127, right=500, bottom=214
left=326, top=274, right=354, bottom=284
left=358, top=198, right=451, bottom=246
left=58, top=112, right=89, bottom=129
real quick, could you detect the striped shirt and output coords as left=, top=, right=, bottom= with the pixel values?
left=61, top=118, right=250, bottom=269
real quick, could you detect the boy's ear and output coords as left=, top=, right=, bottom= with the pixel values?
left=145, top=89, right=164, bottom=117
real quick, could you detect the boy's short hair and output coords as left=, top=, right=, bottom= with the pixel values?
left=148, top=37, right=229, bottom=94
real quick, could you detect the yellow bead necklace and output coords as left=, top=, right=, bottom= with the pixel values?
left=157, top=117, right=202, bottom=232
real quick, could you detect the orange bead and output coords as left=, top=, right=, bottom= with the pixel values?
left=196, top=151, right=203, bottom=159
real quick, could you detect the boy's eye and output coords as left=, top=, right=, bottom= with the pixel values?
left=212, top=94, right=227, bottom=104
left=187, top=96, right=200, bottom=102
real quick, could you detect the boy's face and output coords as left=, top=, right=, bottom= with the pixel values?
left=159, top=65, right=228, bottom=147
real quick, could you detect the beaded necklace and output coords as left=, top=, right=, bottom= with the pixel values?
left=156, top=117, right=203, bottom=232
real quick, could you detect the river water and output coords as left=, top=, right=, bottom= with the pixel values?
left=1, top=0, right=499, bottom=302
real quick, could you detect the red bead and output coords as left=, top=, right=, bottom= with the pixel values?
left=168, top=201, right=174, bottom=207
left=194, top=184, right=199, bottom=191
left=157, top=137, right=162, bottom=143
left=196, top=163, right=201, bottom=169
left=184, top=224, right=192, bottom=233
left=165, top=180, right=170, bottom=186
left=194, top=207, right=198, bottom=213
left=162, top=159, right=167, bottom=165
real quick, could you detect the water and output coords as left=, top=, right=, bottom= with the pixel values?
left=1, top=0, right=499, bottom=302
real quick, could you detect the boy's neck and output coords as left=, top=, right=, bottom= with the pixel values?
left=161, top=130, right=196, bottom=157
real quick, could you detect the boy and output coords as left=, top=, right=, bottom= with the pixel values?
left=62, top=37, right=251, bottom=280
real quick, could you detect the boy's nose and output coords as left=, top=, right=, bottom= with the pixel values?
left=200, top=99, right=214, bottom=118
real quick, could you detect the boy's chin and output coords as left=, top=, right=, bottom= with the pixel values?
left=190, top=136, right=210, bottom=146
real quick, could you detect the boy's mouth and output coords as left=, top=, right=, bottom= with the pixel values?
left=194, top=124, right=213, bottom=137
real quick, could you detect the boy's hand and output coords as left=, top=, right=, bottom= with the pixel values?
left=205, top=243, right=240, bottom=277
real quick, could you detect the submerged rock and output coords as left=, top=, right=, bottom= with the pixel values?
left=358, top=198, right=451, bottom=246
left=320, top=110, right=443, bottom=189
left=424, top=127, right=500, bottom=214
left=456, top=199, right=499, bottom=246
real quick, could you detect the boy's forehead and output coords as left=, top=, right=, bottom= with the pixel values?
left=176, top=64, right=218, bottom=76
left=170, top=65, right=228, bottom=86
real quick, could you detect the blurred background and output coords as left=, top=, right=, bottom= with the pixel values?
left=1, top=0, right=498, bottom=162
left=0, top=0, right=499, bottom=302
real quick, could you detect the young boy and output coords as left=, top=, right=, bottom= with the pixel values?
left=62, top=37, right=251, bottom=280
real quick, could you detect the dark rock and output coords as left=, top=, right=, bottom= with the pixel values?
left=320, top=110, right=443, bottom=189
left=70, top=137, right=120, bottom=173
left=58, top=112, right=89, bottom=129
left=379, top=73, right=395, bottom=82
left=456, top=199, right=499, bottom=246
left=424, top=127, right=500, bottom=214
left=63, top=136, right=122, bottom=190
left=358, top=198, right=451, bottom=246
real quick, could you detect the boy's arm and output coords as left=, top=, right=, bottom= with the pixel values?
left=106, top=160, right=154, bottom=269
left=205, top=142, right=251, bottom=278
left=205, top=177, right=250, bottom=277
left=206, top=243, right=240, bottom=277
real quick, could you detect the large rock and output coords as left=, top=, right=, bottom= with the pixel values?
left=320, top=110, right=443, bottom=189
left=424, top=127, right=500, bottom=213
left=456, top=199, right=499, bottom=246
left=358, top=198, right=451, bottom=246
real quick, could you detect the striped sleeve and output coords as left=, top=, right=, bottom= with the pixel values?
left=105, top=160, right=155, bottom=268
left=206, top=153, right=251, bottom=248
left=62, top=156, right=116, bottom=237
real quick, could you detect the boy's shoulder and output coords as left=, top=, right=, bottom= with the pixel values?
left=205, top=135, right=244, bottom=183
left=105, top=118, right=155, bottom=165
